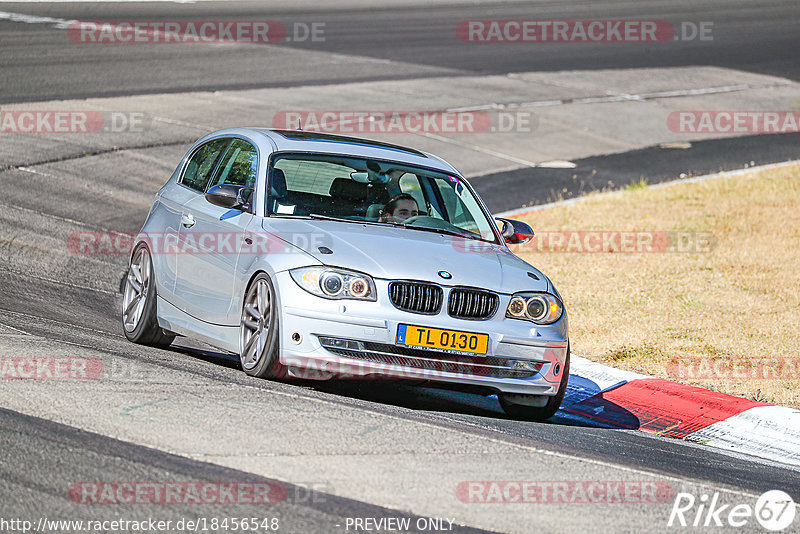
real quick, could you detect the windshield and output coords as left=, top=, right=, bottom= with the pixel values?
left=266, top=153, right=499, bottom=243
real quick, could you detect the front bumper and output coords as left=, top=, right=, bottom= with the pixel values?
left=274, top=271, right=569, bottom=396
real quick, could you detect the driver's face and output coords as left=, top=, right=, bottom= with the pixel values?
left=391, top=200, right=419, bottom=222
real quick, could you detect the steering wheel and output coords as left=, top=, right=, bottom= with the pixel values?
left=403, top=216, right=470, bottom=234
left=402, top=215, right=454, bottom=227
left=401, top=215, right=432, bottom=226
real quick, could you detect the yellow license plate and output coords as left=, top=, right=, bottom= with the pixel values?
left=396, top=324, right=489, bottom=355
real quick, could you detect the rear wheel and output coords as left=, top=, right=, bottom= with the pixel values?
left=122, top=245, right=175, bottom=347
left=499, top=346, right=570, bottom=421
left=239, top=273, right=286, bottom=378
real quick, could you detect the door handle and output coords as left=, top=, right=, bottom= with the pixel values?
left=180, top=213, right=196, bottom=228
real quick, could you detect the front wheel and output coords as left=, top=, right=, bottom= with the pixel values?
left=122, top=244, right=174, bottom=347
left=499, top=346, right=570, bottom=421
left=239, top=273, right=286, bottom=378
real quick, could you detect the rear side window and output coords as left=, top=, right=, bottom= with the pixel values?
left=180, top=138, right=231, bottom=192
left=274, top=159, right=352, bottom=195
left=207, top=138, right=258, bottom=189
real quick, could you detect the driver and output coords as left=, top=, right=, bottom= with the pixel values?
left=379, top=193, right=419, bottom=224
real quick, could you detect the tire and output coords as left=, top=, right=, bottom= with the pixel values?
left=499, top=345, right=570, bottom=421
left=239, top=273, right=286, bottom=379
left=122, top=244, right=175, bottom=348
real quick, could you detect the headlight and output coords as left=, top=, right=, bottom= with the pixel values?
left=505, top=292, right=563, bottom=324
left=290, top=267, right=376, bottom=301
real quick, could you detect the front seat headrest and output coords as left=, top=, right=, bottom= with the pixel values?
left=270, top=168, right=287, bottom=199
left=329, top=178, right=369, bottom=202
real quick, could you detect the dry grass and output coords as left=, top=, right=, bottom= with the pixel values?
left=512, top=163, right=800, bottom=407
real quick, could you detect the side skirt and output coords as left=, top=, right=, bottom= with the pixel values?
left=156, top=296, right=240, bottom=354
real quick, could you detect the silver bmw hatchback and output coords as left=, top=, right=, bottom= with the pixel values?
left=122, top=128, right=569, bottom=420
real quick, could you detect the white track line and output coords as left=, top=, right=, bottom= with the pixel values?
left=0, top=10, right=74, bottom=28
left=447, top=81, right=793, bottom=112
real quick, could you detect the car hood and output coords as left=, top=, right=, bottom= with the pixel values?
left=261, top=218, right=548, bottom=294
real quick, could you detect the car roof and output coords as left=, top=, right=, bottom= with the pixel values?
left=198, top=128, right=460, bottom=175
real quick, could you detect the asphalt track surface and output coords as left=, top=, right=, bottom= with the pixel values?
left=0, top=408, right=492, bottom=534
left=1, top=0, right=798, bottom=102
left=478, top=132, right=800, bottom=212
left=1, top=1, right=799, bottom=533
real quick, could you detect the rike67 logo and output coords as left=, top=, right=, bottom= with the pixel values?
left=668, top=490, right=796, bottom=531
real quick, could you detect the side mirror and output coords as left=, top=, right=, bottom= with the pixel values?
left=496, top=217, right=534, bottom=245
left=205, top=184, right=253, bottom=212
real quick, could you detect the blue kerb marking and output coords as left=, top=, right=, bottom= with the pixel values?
left=396, top=324, right=407, bottom=344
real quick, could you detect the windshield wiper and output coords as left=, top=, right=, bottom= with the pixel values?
left=270, top=213, right=494, bottom=243
left=269, top=213, right=356, bottom=223
left=268, top=213, right=312, bottom=219
left=295, top=213, right=407, bottom=229
left=271, top=213, right=376, bottom=225
left=402, top=224, right=493, bottom=243
left=308, top=213, right=361, bottom=223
